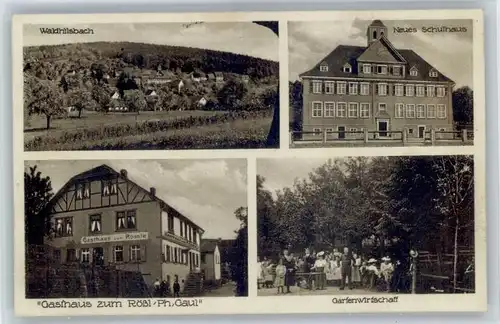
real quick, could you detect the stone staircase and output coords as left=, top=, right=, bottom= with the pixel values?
left=182, top=272, right=203, bottom=297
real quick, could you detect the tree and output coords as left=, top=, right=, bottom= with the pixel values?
left=452, top=86, right=473, bottom=128
left=25, top=166, right=53, bottom=245
left=66, top=89, right=92, bottom=118
left=217, top=80, right=248, bottom=109
left=231, top=206, right=248, bottom=297
left=289, top=81, right=303, bottom=135
left=234, top=206, right=248, bottom=227
left=26, top=79, right=65, bottom=129
left=124, top=90, right=147, bottom=112
left=91, top=85, right=111, bottom=112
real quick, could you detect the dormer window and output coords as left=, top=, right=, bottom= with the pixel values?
left=76, top=183, right=90, bottom=200
left=343, top=63, right=352, bottom=73
left=376, top=65, right=387, bottom=75
left=410, top=67, right=418, bottom=77
left=102, top=180, right=117, bottom=196
left=429, top=69, right=438, bottom=77
left=319, top=63, right=328, bottom=72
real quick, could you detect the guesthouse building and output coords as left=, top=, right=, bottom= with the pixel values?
left=43, top=164, right=204, bottom=288
left=299, top=20, right=455, bottom=141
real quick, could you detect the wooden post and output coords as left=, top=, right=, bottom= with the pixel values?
left=364, top=129, right=369, bottom=143
left=431, top=129, right=436, bottom=146
left=323, top=129, right=328, bottom=143
left=402, top=128, right=407, bottom=145
left=462, top=129, right=467, bottom=142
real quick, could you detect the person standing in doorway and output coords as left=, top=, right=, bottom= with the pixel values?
left=340, top=247, right=353, bottom=290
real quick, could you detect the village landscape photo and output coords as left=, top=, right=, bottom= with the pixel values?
left=24, top=159, right=248, bottom=298
left=256, top=155, right=475, bottom=296
left=23, top=21, right=279, bottom=151
left=289, top=19, right=474, bottom=147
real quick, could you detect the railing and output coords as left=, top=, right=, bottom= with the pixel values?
left=290, top=129, right=474, bottom=147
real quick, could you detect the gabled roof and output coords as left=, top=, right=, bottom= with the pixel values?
left=300, top=42, right=453, bottom=83
left=200, top=239, right=219, bottom=253
left=45, top=164, right=204, bottom=233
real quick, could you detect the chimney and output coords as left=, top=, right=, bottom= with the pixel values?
left=150, top=187, right=156, bottom=197
left=120, top=169, right=128, bottom=178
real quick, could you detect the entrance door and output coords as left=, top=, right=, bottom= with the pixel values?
left=418, top=126, right=426, bottom=139
left=378, top=120, right=388, bottom=137
left=189, top=253, right=194, bottom=271
left=93, top=247, right=104, bottom=266
left=337, top=126, right=346, bottom=139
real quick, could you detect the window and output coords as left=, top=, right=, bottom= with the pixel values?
left=392, top=66, right=401, bottom=76
left=360, top=103, right=370, bottom=118
left=130, top=245, right=142, bottom=262
left=168, top=215, right=174, bottom=232
left=406, top=104, right=416, bottom=118
left=405, top=85, right=415, bottom=97
left=410, top=67, right=418, bottom=76
left=188, top=226, right=193, bottom=242
left=66, top=249, right=77, bottom=263
left=348, top=82, right=358, bottom=95
left=427, top=85, right=435, bottom=97
left=360, top=83, right=370, bottom=95
left=312, top=81, right=322, bottom=94
left=336, top=103, right=347, bottom=117
left=378, top=103, right=387, bottom=112
left=395, top=103, right=404, bottom=118
left=394, top=84, right=404, bottom=96
left=81, top=248, right=90, bottom=263
left=114, top=246, right=124, bottom=262
left=324, top=81, right=335, bottom=94
left=343, top=64, right=352, bottom=73
left=313, top=128, right=322, bottom=136
left=427, top=104, right=436, bottom=118
left=417, top=104, right=426, bottom=118
left=116, top=210, right=137, bottom=230
left=437, top=104, right=447, bottom=118
left=416, top=85, right=425, bottom=97
left=89, top=214, right=101, bottom=233
left=363, top=64, right=371, bottom=74
left=377, top=65, right=387, bottom=74
left=325, top=128, right=334, bottom=134
left=180, top=221, right=184, bottom=237
left=55, top=217, right=73, bottom=237
left=102, top=180, right=117, bottom=196
left=437, top=87, right=446, bottom=97
left=408, top=128, right=414, bottom=135
left=348, top=103, right=359, bottom=118
left=377, top=83, right=387, bottom=96
left=429, top=70, right=438, bottom=77
left=336, top=82, right=346, bottom=95
left=324, top=102, right=335, bottom=117
left=166, top=245, right=171, bottom=262
left=320, top=64, right=328, bottom=72
left=349, top=128, right=357, bottom=133
left=312, top=102, right=323, bottom=117
left=76, top=183, right=90, bottom=200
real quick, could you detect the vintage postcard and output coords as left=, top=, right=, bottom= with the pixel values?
left=21, top=21, right=279, bottom=151
left=13, top=9, right=485, bottom=317
left=289, top=18, right=475, bottom=148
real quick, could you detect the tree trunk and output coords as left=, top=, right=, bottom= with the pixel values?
left=45, top=115, right=51, bottom=130
left=453, top=216, right=459, bottom=292
left=78, top=108, right=82, bottom=118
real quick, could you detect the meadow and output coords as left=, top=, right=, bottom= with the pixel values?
left=24, top=110, right=274, bottom=151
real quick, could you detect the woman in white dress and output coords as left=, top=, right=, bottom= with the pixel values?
left=351, top=253, right=362, bottom=287
left=332, top=255, right=342, bottom=286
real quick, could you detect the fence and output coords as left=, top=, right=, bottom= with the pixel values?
left=290, top=129, right=474, bottom=147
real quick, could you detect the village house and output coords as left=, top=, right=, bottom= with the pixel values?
left=207, top=73, right=216, bottom=81
left=214, top=72, right=224, bottom=83
left=299, top=20, right=455, bottom=140
left=200, top=239, right=221, bottom=284
left=43, top=164, right=204, bottom=289
left=111, top=92, right=120, bottom=100
left=195, top=96, right=208, bottom=108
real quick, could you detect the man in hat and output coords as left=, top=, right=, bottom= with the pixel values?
left=339, top=247, right=353, bottom=290
left=303, top=248, right=315, bottom=289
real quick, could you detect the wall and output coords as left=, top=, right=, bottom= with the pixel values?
left=202, top=252, right=215, bottom=281
left=214, top=246, right=221, bottom=281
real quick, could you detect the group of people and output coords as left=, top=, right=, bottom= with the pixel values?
left=258, top=247, right=411, bottom=294
left=152, top=275, right=181, bottom=298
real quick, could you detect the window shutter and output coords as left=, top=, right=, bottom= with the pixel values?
left=375, top=84, right=379, bottom=95
left=309, top=80, right=313, bottom=94
left=321, top=81, right=325, bottom=94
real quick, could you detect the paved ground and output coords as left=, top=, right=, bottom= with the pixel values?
left=258, top=285, right=387, bottom=296
left=201, top=282, right=236, bottom=297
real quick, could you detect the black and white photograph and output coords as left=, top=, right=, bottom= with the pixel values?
left=24, top=159, right=248, bottom=298
left=257, top=155, right=475, bottom=296
left=23, top=21, right=279, bottom=151
left=289, top=19, right=474, bottom=147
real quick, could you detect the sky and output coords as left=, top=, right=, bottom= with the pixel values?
left=258, top=157, right=351, bottom=198
left=289, top=19, right=473, bottom=88
left=23, top=22, right=279, bottom=62
left=25, top=159, right=247, bottom=239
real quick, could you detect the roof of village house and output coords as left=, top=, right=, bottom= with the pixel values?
left=45, top=164, right=204, bottom=232
left=145, top=89, right=157, bottom=96
left=300, top=38, right=453, bottom=83
left=200, top=239, right=220, bottom=253
left=369, top=19, right=386, bottom=27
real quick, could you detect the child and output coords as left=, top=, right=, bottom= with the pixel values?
left=275, top=258, right=286, bottom=294
left=173, top=275, right=180, bottom=298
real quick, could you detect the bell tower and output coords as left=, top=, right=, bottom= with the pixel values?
left=367, top=20, right=387, bottom=46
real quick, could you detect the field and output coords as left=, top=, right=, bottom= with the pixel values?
left=24, top=110, right=274, bottom=151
